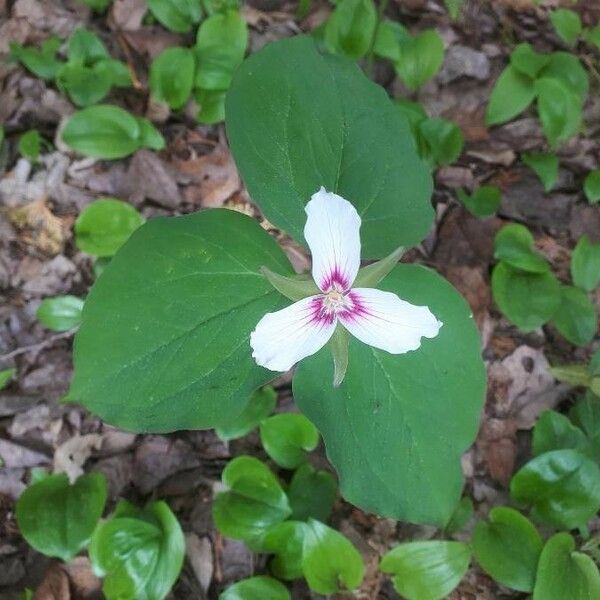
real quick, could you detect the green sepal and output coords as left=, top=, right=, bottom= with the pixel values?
left=549, top=365, right=591, bottom=388
left=353, top=245, right=404, bottom=288
left=261, top=266, right=321, bottom=301
left=329, top=324, right=349, bottom=387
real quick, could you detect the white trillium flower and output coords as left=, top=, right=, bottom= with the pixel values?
left=250, top=187, right=443, bottom=373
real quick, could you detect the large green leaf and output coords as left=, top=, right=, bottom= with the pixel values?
left=511, top=449, right=600, bottom=530
left=215, top=385, right=276, bottom=441
left=571, top=235, right=600, bottom=291
left=147, top=0, right=203, bottom=33
left=62, top=105, right=165, bottom=159
left=533, top=533, right=600, bottom=600
left=259, top=413, right=319, bottom=469
left=226, top=35, right=433, bottom=259
left=491, top=262, right=560, bottom=331
left=89, top=500, right=185, bottom=600
left=486, top=65, right=536, bottom=126
left=75, top=198, right=145, bottom=257
left=301, top=519, right=364, bottom=594
left=472, top=506, right=542, bottom=592
left=37, top=295, right=84, bottom=331
left=16, top=472, right=107, bottom=561
left=195, top=11, right=248, bottom=92
left=149, top=47, right=196, bottom=110
left=324, top=0, right=377, bottom=60
left=493, top=223, right=549, bottom=273
left=263, top=521, right=307, bottom=580
left=584, top=170, right=600, bottom=204
left=380, top=541, right=471, bottom=600
left=535, top=77, right=582, bottom=147
left=550, top=285, right=597, bottom=346
left=68, top=209, right=293, bottom=432
left=549, top=9, right=582, bottom=46
left=213, top=456, right=291, bottom=547
left=294, top=264, right=485, bottom=526
left=219, top=576, right=291, bottom=600
left=287, top=463, right=337, bottom=522
left=532, top=411, right=589, bottom=457
left=394, top=30, right=445, bottom=91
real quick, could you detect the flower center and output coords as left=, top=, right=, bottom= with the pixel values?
left=322, top=289, right=347, bottom=313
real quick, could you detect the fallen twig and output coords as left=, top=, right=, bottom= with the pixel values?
left=0, top=329, right=77, bottom=363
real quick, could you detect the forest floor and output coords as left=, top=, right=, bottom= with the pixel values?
left=1, top=0, right=600, bottom=598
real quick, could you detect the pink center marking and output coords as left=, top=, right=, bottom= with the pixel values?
left=320, top=267, right=350, bottom=293
left=309, top=291, right=370, bottom=326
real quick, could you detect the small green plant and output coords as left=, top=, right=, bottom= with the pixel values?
left=62, top=104, right=164, bottom=159
left=36, top=295, right=85, bottom=331
left=492, top=224, right=598, bottom=344
left=150, top=47, right=196, bottom=110
left=17, top=129, right=43, bottom=161
left=220, top=576, right=290, bottom=600
left=444, top=0, right=464, bottom=20
left=381, top=541, right=471, bottom=600
left=584, top=170, right=600, bottom=204
left=456, top=186, right=501, bottom=218
left=396, top=99, right=464, bottom=168
left=16, top=470, right=184, bottom=600
left=0, top=368, right=16, bottom=390
left=16, top=471, right=107, bottom=561
left=550, top=348, right=600, bottom=397
left=194, top=10, right=248, bottom=123
left=9, top=36, right=62, bottom=80
left=11, top=29, right=131, bottom=107
left=79, top=0, right=113, bottom=11
left=487, top=43, right=588, bottom=147
left=212, top=392, right=367, bottom=596
left=523, top=151, right=559, bottom=192
left=74, top=198, right=145, bottom=257
left=374, top=20, right=444, bottom=90
left=147, top=0, right=203, bottom=33
left=549, top=9, right=582, bottom=46
left=324, top=0, right=377, bottom=60
left=89, top=500, right=185, bottom=599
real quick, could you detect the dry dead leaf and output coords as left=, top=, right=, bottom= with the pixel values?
left=466, top=148, right=516, bottom=167
left=176, top=143, right=241, bottom=208
left=479, top=417, right=517, bottom=486
left=281, top=239, right=310, bottom=274
left=443, top=266, right=491, bottom=327
left=110, top=0, right=147, bottom=31
left=133, top=436, right=201, bottom=494
left=12, top=0, right=89, bottom=38
left=94, top=453, right=133, bottom=499
left=122, top=27, right=183, bottom=59
left=436, top=167, right=474, bottom=190
left=0, top=468, right=27, bottom=499
left=34, top=557, right=101, bottom=600
left=53, top=434, right=102, bottom=483
left=99, top=428, right=136, bottom=454
left=34, top=563, right=70, bottom=600
left=6, top=198, right=68, bottom=255
left=186, top=533, right=213, bottom=592
left=0, top=438, right=50, bottom=469
left=61, top=557, right=102, bottom=598
left=125, top=150, right=182, bottom=208
left=488, top=345, right=568, bottom=429
left=20, top=255, right=79, bottom=297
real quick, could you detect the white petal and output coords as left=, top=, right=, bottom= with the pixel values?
left=250, top=295, right=337, bottom=372
left=304, top=187, right=361, bottom=293
left=338, top=288, right=442, bottom=354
